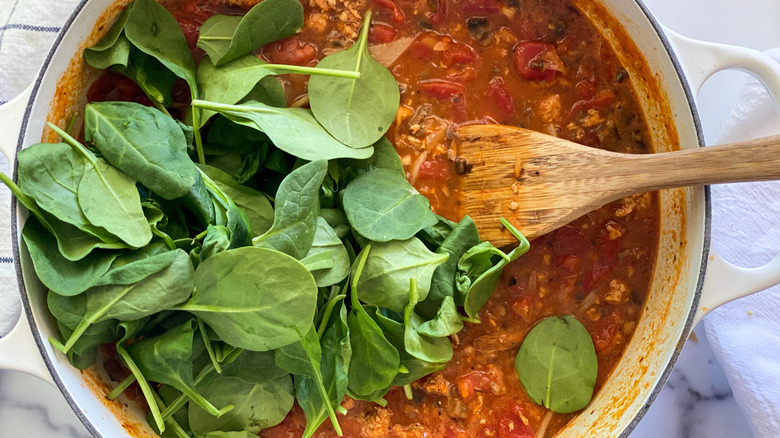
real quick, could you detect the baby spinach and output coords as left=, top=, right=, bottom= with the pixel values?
left=84, top=7, right=131, bottom=69
left=415, top=296, right=463, bottom=338
left=274, top=328, right=342, bottom=435
left=179, top=247, right=317, bottom=351
left=197, top=0, right=303, bottom=66
left=200, top=225, right=231, bottom=260
left=308, top=12, right=400, bottom=149
left=459, top=219, right=530, bottom=321
left=191, top=100, right=374, bottom=161
left=427, top=215, right=481, bottom=304
left=341, top=168, right=437, bottom=242
left=253, top=160, right=327, bottom=259
left=22, top=218, right=118, bottom=297
left=197, top=55, right=360, bottom=127
left=346, top=247, right=401, bottom=398
left=95, top=248, right=181, bottom=287
left=126, top=320, right=229, bottom=417
left=515, top=315, right=597, bottom=414
left=416, top=215, right=458, bottom=250
left=123, top=50, right=180, bottom=109
left=85, top=102, right=197, bottom=200
left=352, top=237, right=448, bottom=313
left=304, top=218, right=351, bottom=287
left=403, top=279, right=452, bottom=364
left=54, top=249, right=193, bottom=353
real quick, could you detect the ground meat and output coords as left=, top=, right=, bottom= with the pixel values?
left=359, top=406, right=393, bottom=437
left=536, top=94, right=561, bottom=124
left=414, top=372, right=450, bottom=396
left=604, top=279, right=629, bottom=304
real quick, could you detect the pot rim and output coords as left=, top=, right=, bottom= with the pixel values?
left=8, top=0, right=712, bottom=437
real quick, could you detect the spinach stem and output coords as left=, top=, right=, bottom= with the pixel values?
left=65, top=112, right=79, bottom=135
left=107, top=374, right=136, bottom=400
left=190, top=86, right=206, bottom=165
left=152, top=99, right=172, bottom=118
left=316, top=294, right=346, bottom=339
left=191, top=99, right=274, bottom=114
left=47, top=122, right=97, bottom=165
left=60, top=318, right=92, bottom=354
left=374, top=397, right=388, bottom=408
left=261, top=64, right=361, bottom=79
left=336, top=405, right=348, bottom=415
left=117, top=345, right=166, bottom=433
left=403, top=384, right=413, bottom=400
left=150, top=389, right=190, bottom=438
left=151, top=224, right=176, bottom=250
left=180, top=384, right=227, bottom=417
left=48, top=336, right=66, bottom=352
left=197, top=318, right=222, bottom=374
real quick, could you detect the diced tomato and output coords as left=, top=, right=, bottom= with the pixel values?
left=372, top=0, right=405, bottom=23
left=551, top=226, right=591, bottom=256
left=446, top=67, right=477, bottom=84
left=410, top=40, right=434, bottom=59
left=456, top=370, right=493, bottom=399
left=593, top=323, right=618, bottom=353
left=571, top=91, right=616, bottom=114
left=369, top=22, right=399, bottom=43
left=442, top=42, right=479, bottom=65
left=449, top=93, right=468, bottom=122
left=177, top=18, right=202, bottom=50
left=86, top=72, right=153, bottom=107
left=487, top=77, right=515, bottom=119
left=416, top=160, right=450, bottom=181
left=513, top=41, right=564, bottom=82
left=498, top=417, right=534, bottom=438
left=419, top=79, right=466, bottom=99
left=583, top=262, right=611, bottom=290
left=263, top=36, right=317, bottom=66
left=556, top=254, right=582, bottom=273
left=462, top=0, right=503, bottom=16
left=597, top=220, right=624, bottom=260
left=576, top=76, right=598, bottom=100
left=429, top=0, right=447, bottom=24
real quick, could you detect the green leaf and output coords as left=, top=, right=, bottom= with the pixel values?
left=341, top=168, right=437, bottom=242
left=346, top=247, right=400, bottom=397
left=181, top=247, right=317, bottom=351
left=22, top=218, right=118, bottom=297
left=515, top=316, right=598, bottom=414
left=122, top=50, right=180, bottom=108
left=352, top=238, right=448, bottom=313
left=303, top=217, right=350, bottom=287
left=415, top=296, right=463, bottom=338
left=189, top=351, right=294, bottom=434
left=197, top=0, right=303, bottom=66
left=192, top=100, right=374, bottom=161
left=84, top=8, right=131, bottom=69
left=197, top=164, right=274, bottom=236
left=308, top=11, right=400, bottom=148
left=126, top=320, right=226, bottom=416
left=416, top=215, right=458, bottom=250
left=200, top=225, right=231, bottom=260
left=78, top=157, right=152, bottom=248
left=124, top=0, right=196, bottom=91
left=85, top=102, right=197, bottom=200
left=253, top=160, right=327, bottom=259
left=403, top=279, right=452, bottom=364
left=427, top=215, right=481, bottom=306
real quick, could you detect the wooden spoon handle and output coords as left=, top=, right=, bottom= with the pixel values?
left=604, top=134, right=780, bottom=198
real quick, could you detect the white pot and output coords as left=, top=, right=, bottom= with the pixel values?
left=1, top=0, right=780, bottom=437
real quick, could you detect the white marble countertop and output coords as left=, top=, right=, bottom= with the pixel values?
left=2, top=0, right=779, bottom=437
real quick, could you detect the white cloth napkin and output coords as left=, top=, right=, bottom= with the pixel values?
left=703, top=49, right=780, bottom=438
left=0, top=0, right=80, bottom=337
left=1, top=1, right=780, bottom=436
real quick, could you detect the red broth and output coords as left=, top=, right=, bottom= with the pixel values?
left=87, top=0, right=660, bottom=436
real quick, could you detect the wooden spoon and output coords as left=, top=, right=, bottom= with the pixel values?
left=457, top=124, right=780, bottom=247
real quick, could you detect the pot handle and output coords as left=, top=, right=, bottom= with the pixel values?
left=0, top=85, right=32, bottom=162
left=0, top=87, right=53, bottom=384
left=663, top=28, right=780, bottom=323
left=0, top=308, right=54, bottom=384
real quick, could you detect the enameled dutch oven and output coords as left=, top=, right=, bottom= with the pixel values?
left=2, top=1, right=780, bottom=437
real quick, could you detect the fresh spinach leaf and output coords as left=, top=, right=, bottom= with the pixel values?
left=191, top=100, right=374, bottom=161
left=123, top=50, right=180, bottom=108
left=427, top=215, right=481, bottom=303
left=96, top=249, right=182, bottom=287
left=85, top=102, right=197, bottom=200
left=308, top=11, right=400, bottom=148
left=416, top=215, right=458, bottom=250
left=415, top=296, right=463, bottom=338
left=84, top=7, right=131, bottom=69
left=341, top=168, right=437, bottom=242
left=23, top=218, right=118, bottom=297
left=197, top=164, right=274, bottom=236
left=303, top=217, right=350, bottom=287
left=180, top=247, right=317, bottom=351
left=346, top=246, right=400, bottom=397
left=196, top=432, right=257, bottom=438
left=253, top=160, right=326, bottom=259
left=275, top=328, right=342, bottom=435
left=403, top=279, right=452, bottom=364
left=515, top=315, right=597, bottom=414
left=197, top=0, right=303, bottom=66
left=352, top=237, right=447, bottom=313
left=182, top=171, right=217, bottom=227
left=200, top=225, right=231, bottom=260
left=55, top=249, right=193, bottom=353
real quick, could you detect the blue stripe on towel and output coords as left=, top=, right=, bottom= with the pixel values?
left=0, top=257, right=13, bottom=263
left=0, top=24, right=61, bottom=33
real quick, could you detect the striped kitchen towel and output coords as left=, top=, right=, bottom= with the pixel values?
left=0, top=0, right=80, bottom=337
